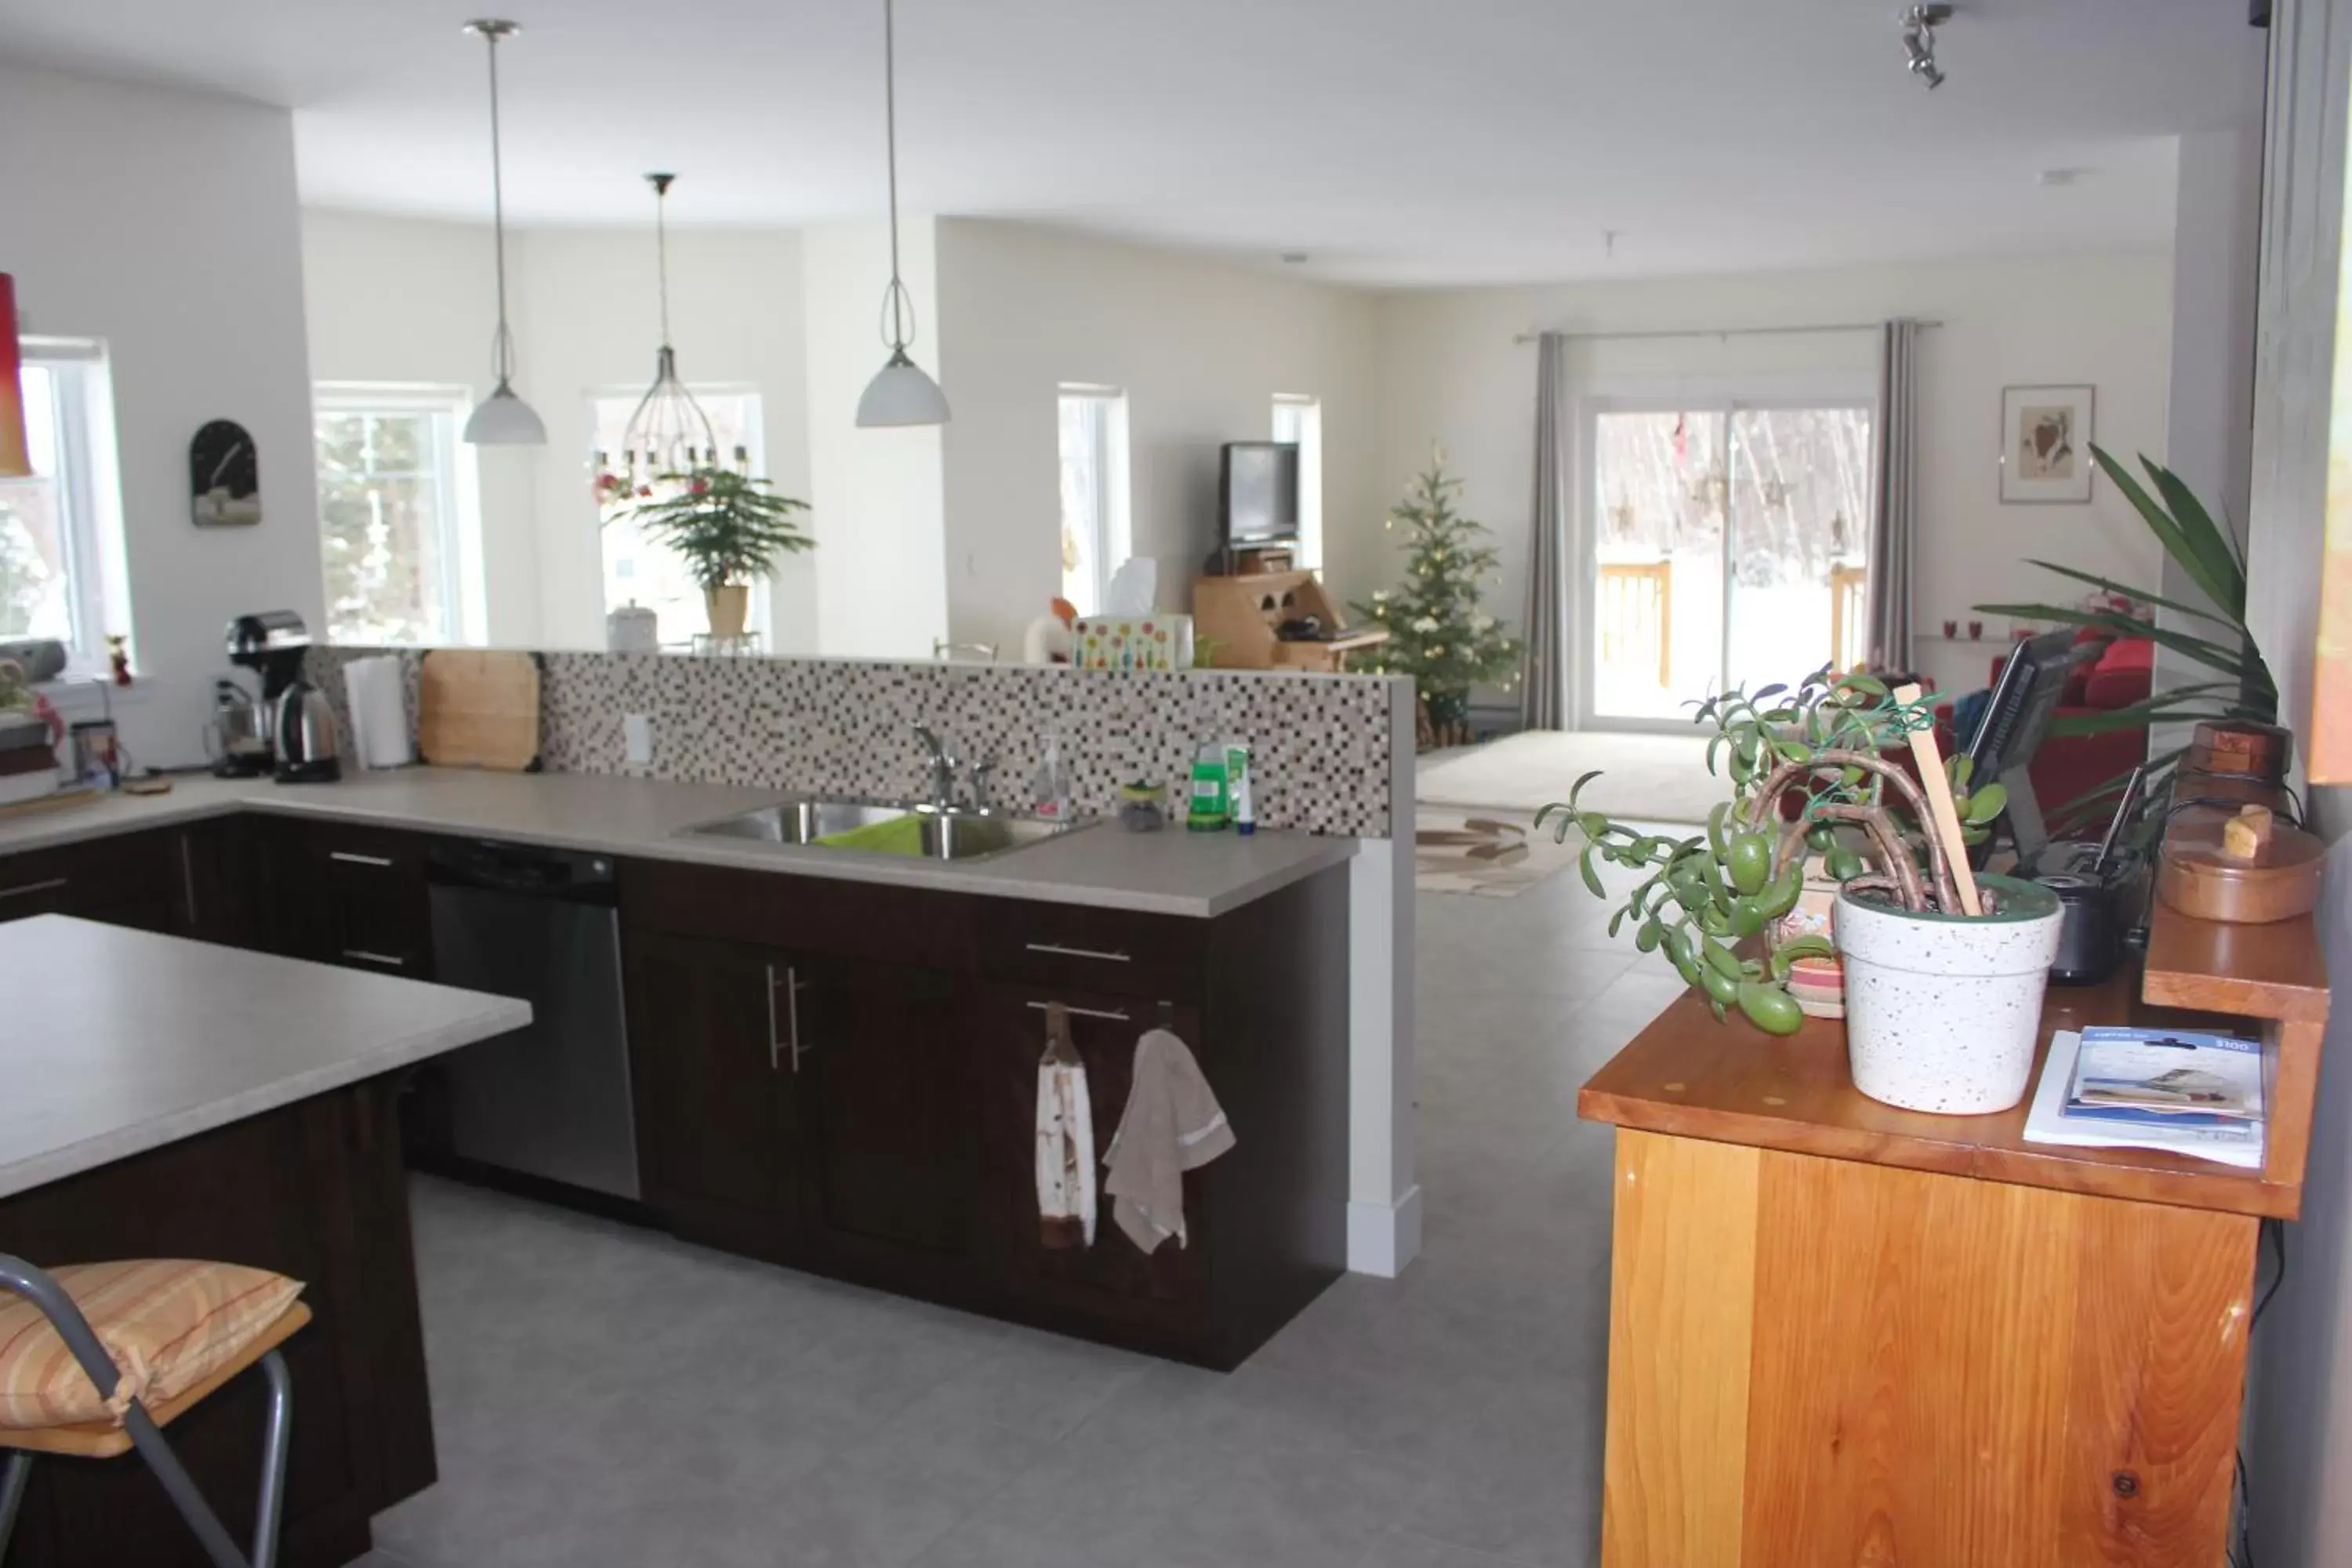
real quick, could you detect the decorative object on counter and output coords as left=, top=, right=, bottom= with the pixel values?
left=186, top=419, right=260, bottom=527
left=1102, top=1026, right=1234, bottom=1254
left=103, top=637, right=131, bottom=687
left=855, top=0, right=949, bottom=428
left=611, top=173, right=740, bottom=491
left=2183, top=717, right=2292, bottom=801
left=1022, top=610, right=1075, bottom=665
left=1033, top=1003, right=1096, bottom=1249
left=1116, top=780, right=1167, bottom=832
left=417, top=649, right=541, bottom=771
left=459, top=20, right=545, bottom=446
left=272, top=675, right=342, bottom=785
left=1967, top=619, right=1983, bottom=640
left=0, top=669, right=61, bottom=810
left=604, top=601, right=659, bottom=654
left=1071, top=614, right=1192, bottom=671
left=67, top=718, right=121, bottom=789
left=1977, top=448, right=2275, bottom=827
left=689, top=631, right=763, bottom=658
left=2156, top=808, right=2325, bottom=925
left=1413, top=811, right=1577, bottom=898
left=1998, top=383, right=2094, bottom=503
left=610, top=467, right=811, bottom=639
left=1546, top=666, right=2035, bottom=1065
left=1942, top=618, right=1958, bottom=639
left=0, top=640, right=67, bottom=685
left=343, top=654, right=415, bottom=771
left=0, top=275, right=27, bottom=478
left=1352, top=453, right=1521, bottom=747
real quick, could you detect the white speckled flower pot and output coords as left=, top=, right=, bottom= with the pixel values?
left=1835, top=875, right=2064, bottom=1116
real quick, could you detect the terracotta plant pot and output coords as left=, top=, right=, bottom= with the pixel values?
left=704, top=583, right=750, bottom=638
left=1835, top=874, right=2063, bottom=1115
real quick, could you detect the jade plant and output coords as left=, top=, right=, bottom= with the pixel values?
left=1538, top=666, right=2007, bottom=1035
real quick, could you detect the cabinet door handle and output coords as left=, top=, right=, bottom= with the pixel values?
left=786, top=965, right=805, bottom=1075
left=342, top=949, right=408, bottom=967
left=328, top=851, right=395, bottom=868
left=764, top=963, right=782, bottom=1073
left=0, top=877, right=69, bottom=901
left=179, top=835, right=199, bottom=929
left=1023, top=942, right=1132, bottom=963
left=764, top=964, right=811, bottom=1073
left=1025, top=1000, right=1131, bottom=1023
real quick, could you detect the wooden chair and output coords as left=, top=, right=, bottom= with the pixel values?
left=0, top=1255, right=308, bottom=1568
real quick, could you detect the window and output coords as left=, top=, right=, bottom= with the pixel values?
left=1272, top=394, right=1323, bottom=571
left=1058, top=385, right=1130, bottom=615
left=593, top=388, right=766, bottom=646
left=314, top=386, right=477, bottom=645
left=2, top=340, right=125, bottom=666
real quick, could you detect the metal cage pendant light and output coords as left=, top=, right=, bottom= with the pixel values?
left=855, top=0, right=949, bottom=428
left=619, top=172, right=722, bottom=486
left=460, top=20, right=546, bottom=446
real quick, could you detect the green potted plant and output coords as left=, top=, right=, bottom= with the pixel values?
left=612, top=466, right=814, bottom=638
left=1547, top=666, right=2061, bottom=1115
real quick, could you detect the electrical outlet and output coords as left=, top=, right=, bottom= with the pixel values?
left=624, top=713, right=655, bottom=768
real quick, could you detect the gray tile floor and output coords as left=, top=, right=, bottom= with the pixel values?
left=361, top=850, right=1682, bottom=1568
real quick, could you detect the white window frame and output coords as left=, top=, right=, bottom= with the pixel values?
left=7, top=338, right=129, bottom=670
left=1272, top=393, right=1323, bottom=572
left=313, top=383, right=483, bottom=646
left=1057, top=384, right=1132, bottom=615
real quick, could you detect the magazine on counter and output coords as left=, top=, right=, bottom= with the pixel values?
left=2024, top=1029, right=2265, bottom=1170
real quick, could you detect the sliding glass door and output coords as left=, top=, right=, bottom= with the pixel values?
left=1586, top=400, right=1872, bottom=725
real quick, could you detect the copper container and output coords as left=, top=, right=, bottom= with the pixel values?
left=2157, top=818, right=2326, bottom=924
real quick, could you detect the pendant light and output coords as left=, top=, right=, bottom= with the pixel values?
left=461, top=19, right=546, bottom=446
left=855, top=0, right=949, bottom=428
left=619, top=173, right=720, bottom=485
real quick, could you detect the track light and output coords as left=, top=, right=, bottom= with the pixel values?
left=1901, top=3, right=1951, bottom=90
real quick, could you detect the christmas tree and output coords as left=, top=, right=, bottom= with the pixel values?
left=1352, top=454, right=1522, bottom=746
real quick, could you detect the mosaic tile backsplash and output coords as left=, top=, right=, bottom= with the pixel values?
left=308, top=648, right=1404, bottom=839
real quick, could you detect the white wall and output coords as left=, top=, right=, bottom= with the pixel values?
left=1370, top=252, right=2177, bottom=711
left=934, top=220, right=1381, bottom=656
left=2, top=63, right=321, bottom=767
left=799, top=219, right=949, bottom=661
left=299, top=212, right=814, bottom=653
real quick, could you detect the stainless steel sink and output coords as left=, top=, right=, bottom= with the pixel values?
left=679, top=798, right=1085, bottom=862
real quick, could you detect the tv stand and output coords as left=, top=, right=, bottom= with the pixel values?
left=1193, top=568, right=1388, bottom=673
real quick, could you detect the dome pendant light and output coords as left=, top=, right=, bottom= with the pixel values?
left=462, top=19, right=546, bottom=445
left=855, top=0, right=949, bottom=428
left=620, top=173, right=720, bottom=486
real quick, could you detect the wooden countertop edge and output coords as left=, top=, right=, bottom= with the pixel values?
left=1574, top=1084, right=2300, bottom=1219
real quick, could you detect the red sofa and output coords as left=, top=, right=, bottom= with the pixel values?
left=1939, top=631, right=2152, bottom=826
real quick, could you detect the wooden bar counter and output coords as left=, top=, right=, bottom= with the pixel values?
left=1576, top=894, right=2329, bottom=1568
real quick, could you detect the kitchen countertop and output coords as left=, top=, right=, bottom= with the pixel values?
left=0, top=914, right=531, bottom=1199
left=0, top=768, right=1359, bottom=917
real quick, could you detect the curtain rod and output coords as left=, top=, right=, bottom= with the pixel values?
left=1511, top=320, right=1944, bottom=345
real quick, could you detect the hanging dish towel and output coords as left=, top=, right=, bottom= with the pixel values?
left=1034, top=1003, right=1096, bottom=1249
left=1103, top=1028, right=1235, bottom=1254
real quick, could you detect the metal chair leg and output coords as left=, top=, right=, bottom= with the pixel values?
left=122, top=1405, right=251, bottom=1568
left=0, top=1449, right=32, bottom=1559
left=250, top=1350, right=292, bottom=1568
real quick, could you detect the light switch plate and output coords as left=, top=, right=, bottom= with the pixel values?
left=624, top=713, right=655, bottom=767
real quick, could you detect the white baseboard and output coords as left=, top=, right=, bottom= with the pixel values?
left=1346, top=1185, right=1424, bottom=1278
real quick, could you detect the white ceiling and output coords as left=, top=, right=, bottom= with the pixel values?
left=0, top=0, right=2267, bottom=286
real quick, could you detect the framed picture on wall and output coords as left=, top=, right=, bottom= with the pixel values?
left=1998, top=385, right=2095, bottom=504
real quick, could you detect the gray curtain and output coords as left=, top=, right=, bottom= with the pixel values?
left=1522, top=332, right=1569, bottom=729
left=1864, top=319, right=1921, bottom=672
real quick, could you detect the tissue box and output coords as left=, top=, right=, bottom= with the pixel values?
left=1072, top=615, right=1193, bottom=672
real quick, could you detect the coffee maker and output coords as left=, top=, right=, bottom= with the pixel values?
left=225, top=612, right=340, bottom=784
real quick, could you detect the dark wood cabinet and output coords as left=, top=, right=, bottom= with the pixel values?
left=263, top=820, right=434, bottom=978
left=0, top=829, right=181, bottom=934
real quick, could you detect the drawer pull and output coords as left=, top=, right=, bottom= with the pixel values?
left=342, top=949, right=408, bottom=968
left=329, top=851, right=397, bottom=868
left=0, top=877, right=69, bottom=901
left=1025, top=1000, right=1131, bottom=1024
left=1023, top=942, right=1132, bottom=964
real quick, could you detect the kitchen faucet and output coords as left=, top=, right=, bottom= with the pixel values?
left=912, top=724, right=959, bottom=811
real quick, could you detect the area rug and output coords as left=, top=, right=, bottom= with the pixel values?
left=1416, top=729, right=1718, bottom=826
left=1415, top=810, right=1584, bottom=898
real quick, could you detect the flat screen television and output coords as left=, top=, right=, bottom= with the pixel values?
left=1221, top=441, right=1301, bottom=546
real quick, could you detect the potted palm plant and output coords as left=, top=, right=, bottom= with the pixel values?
left=612, top=467, right=814, bottom=638
left=1548, top=667, right=2062, bottom=1116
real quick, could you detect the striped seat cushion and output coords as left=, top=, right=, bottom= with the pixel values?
left=0, top=1261, right=304, bottom=1430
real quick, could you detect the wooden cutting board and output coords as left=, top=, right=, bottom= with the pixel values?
left=417, top=650, right=543, bottom=771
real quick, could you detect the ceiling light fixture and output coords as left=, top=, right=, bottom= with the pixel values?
left=619, top=172, right=724, bottom=485
left=855, top=0, right=949, bottom=428
left=1900, top=3, right=1951, bottom=90
left=460, top=20, right=546, bottom=446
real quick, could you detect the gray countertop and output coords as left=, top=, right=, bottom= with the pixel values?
left=0, top=915, right=532, bottom=1198
left=0, top=768, right=1357, bottom=917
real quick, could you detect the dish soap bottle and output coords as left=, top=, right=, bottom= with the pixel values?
left=1032, top=733, right=1073, bottom=821
left=1187, top=742, right=1230, bottom=832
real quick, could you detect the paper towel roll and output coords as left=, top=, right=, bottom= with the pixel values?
left=343, top=656, right=414, bottom=770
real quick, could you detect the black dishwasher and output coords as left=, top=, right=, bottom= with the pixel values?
left=426, top=839, right=640, bottom=1200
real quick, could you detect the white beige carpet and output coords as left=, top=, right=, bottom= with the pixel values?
left=1414, top=810, right=1584, bottom=898
left=1416, top=729, right=1719, bottom=826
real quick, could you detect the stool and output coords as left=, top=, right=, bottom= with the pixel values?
left=0, top=1255, right=309, bottom=1568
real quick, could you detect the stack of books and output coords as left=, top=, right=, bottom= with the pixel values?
left=2023, top=1025, right=2265, bottom=1170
